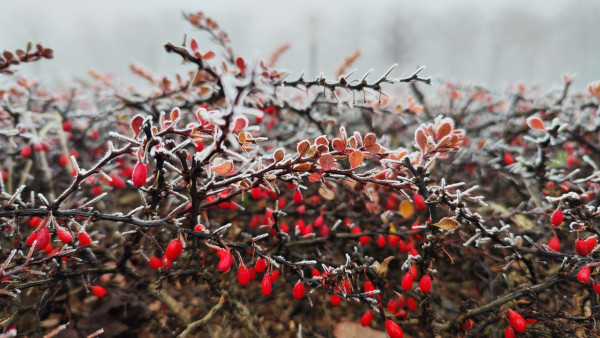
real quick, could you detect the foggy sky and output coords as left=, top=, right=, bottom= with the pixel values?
left=1, top=0, right=598, bottom=91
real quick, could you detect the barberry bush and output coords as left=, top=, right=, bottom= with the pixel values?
left=1, top=11, right=600, bottom=338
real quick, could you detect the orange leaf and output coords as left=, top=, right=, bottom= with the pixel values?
left=319, top=154, right=335, bottom=171
left=398, top=200, right=414, bottom=218
left=348, top=150, right=363, bottom=169
left=364, top=133, right=376, bottom=146
left=202, top=51, right=215, bottom=60
left=526, top=116, right=546, bottom=131
left=293, top=163, right=312, bottom=172
left=211, top=161, right=233, bottom=176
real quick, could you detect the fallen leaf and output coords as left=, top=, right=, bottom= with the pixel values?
left=432, top=217, right=459, bottom=231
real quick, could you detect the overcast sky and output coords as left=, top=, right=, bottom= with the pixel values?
left=1, top=0, right=598, bottom=91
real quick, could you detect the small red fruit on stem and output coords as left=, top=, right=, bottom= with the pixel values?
left=91, top=285, right=107, bottom=298
left=413, top=193, right=426, bottom=211
left=575, top=238, right=589, bottom=256
left=551, top=209, right=563, bottom=226
left=401, top=272, right=414, bottom=291
left=57, top=228, right=73, bottom=244
left=261, top=274, right=272, bottom=295
left=217, top=249, right=233, bottom=273
left=508, top=309, right=526, bottom=333
left=78, top=231, right=92, bottom=247
left=237, top=264, right=250, bottom=285
left=293, top=190, right=303, bottom=204
left=165, top=238, right=183, bottom=260
left=385, top=319, right=403, bottom=338
left=504, top=325, right=516, bottom=338
left=577, top=266, right=591, bottom=283
left=419, top=275, right=432, bottom=293
left=132, top=162, right=148, bottom=187
left=292, top=280, right=305, bottom=299
left=360, top=311, right=372, bottom=327
left=255, top=257, right=267, bottom=273
left=547, top=236, right=560, bottom=252
left=148, top=256, right=163, bottom=270
left=330, top=293, right=341, bottom=306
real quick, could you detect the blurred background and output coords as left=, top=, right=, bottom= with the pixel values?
left=1, top=0, right=598, bottom=90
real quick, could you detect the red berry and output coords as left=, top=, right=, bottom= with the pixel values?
left=59, top=155, right=68, bottom=167
left=194, top=224, right=205, bottom=232
left=293, top=281, right=305, bottom=299
left=314, top=215, right=324, bottom=228
left=110, top=175, right=126, bottom=189
left=330, top=293, right=341, bottom=306
left=504, top=325, right=516, bottom=338
left=301, top=224, right=314, bottom=236
left=387, top=234, right=400, bottom=246
left=547, top=236, right=560, bottom=252
left=387, top=299, right=398, bottom=313
left=385, top=319, right=403, bottom=338
left=43, top=242, right=53, bottom=253
left=78, top=231, right=92, bottom=247
left=504, top=152, right=515, bottom=165
left=319, top=225, right=330, bottom=237
left=57, top=228, right=73, bottom=243
left=217, top=250, right=233, bottom=273
left=270, top=269, right=279, bottom=282
left=148, top=256, right=163, bottom=270
left=413, top=193, right=426, bottom=211
left=419, top=275, right=432, bottom=293
left=194, top=140, right=204, bottom=151
left=92, top=185, right=102, bottom=196
left=251, top=187, right=261, bottom=199
left=364, top=281, right=375, bottom=295
left=360, top=311, right=372, bottom=327
left=91, top=285, right=107, bottom=298
left=508, top=309, right=526, bottom=333
left=593, top=283, right=600, bottom=294
left=165, top=239, right=183, bottom=260
left=551, top=209, right=563, bottom=226
left=586, top=236, right=597, bottom=253
left=261, top=274, right=272, bottom=296
left=238, top=265, right=250, bottom=286
left=132, top=162, right=148, bottom=187
left=28, top=216, right=43, bottom=228
left=577, top=266, right=591, bottom=283
left=248, top=267, right=256, bottom=281
left=401, top=272, right=414, bottom=291
left=461, top=319, right=474, bottom=330
left=62, top=120, right=73, bottom=132
left=407, top=297, right=417, bottom=311
left=376, top=235, right=386, bottom=248
left=33, top=227, right=50, bottom=249
left=293, top=190, right=303, bottom=204
left=20, top=146, right=31, bottom=157
left=359, top=235, right=370, bottom=246
left=277, top=197, right=286, bottom=209
left=255, top=257, right=267, bottom=273
left=576, top=238, right=589, bottom=256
